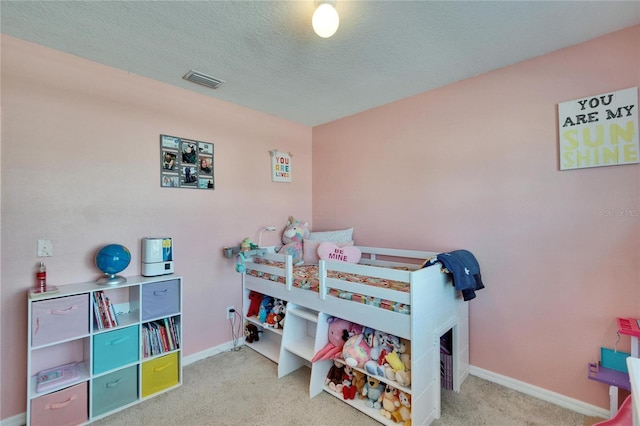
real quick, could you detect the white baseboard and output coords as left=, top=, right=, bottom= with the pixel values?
left=181, top=340, right=243, bottom=366
left=0, top=413, right=24, bottom=426
left=469, top=365, right=609, bottom=419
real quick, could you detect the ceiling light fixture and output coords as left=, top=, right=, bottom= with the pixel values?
left=312, top=0, right=339, bottom=38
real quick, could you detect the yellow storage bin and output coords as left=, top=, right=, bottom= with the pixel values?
left=141, top=352, right=179, bottom=397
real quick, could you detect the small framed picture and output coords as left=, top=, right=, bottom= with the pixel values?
left=271, top=150, right=292, bottom=183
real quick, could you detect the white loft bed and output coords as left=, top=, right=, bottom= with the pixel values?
left=242, top=246, right=470, bottom=426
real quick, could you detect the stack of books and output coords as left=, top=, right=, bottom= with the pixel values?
left=93, top=291, right=118, bottom=329
left=142, top=317, right=180, bottom=357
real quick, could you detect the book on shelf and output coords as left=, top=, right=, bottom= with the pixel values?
left=170, top=316, right=180, bottom=348
left=93, top=291, right=118, bottom=329
left=140, top=318, right=180, bottom=357
left=163, top=318, right=175, bottom=351
left=99, top=291, right=117, bottom=327
left=35, top=362, right=80, bottom=393
left=143, top=322, right=160, bottom=356
left=93, top=300, right=103, bottom=330
left=93, top=292, right=107, bottom=328
left=106, top=295, right=118, bottom=327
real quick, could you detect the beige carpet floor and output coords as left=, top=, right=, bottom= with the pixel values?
left=92, top=347, right=604, bottom=426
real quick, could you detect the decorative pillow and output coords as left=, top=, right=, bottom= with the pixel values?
left=303, top=240, right=353, bottom=265
left=307, top=227, right=354, bottom=243
left=318, top=242, right=361, bottom=264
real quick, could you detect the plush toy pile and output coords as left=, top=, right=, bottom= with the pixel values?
left=244, top=291, right=286, bottom=330
left=274, top=216, right=358, bottom=266
left=313, top=316, right=412, bottom=424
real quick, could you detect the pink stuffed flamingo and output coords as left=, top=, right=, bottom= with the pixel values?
left=312, top=317, right=353, bottom=362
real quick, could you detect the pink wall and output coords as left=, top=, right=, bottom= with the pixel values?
left=312, top=25, right=639, bottom=407
left=0, top=35, right=312, bottom=419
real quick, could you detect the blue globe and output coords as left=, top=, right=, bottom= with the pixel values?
left=96, top=244, right=131, bottom=275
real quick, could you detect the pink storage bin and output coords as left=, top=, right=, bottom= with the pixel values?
left=32, top=294, right=89, bottom=347
left=30, top=382, right=88, bottom=426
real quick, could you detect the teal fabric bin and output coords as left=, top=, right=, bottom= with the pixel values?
left=93, top=325, right=139, bottom=374
left=601, top=347, right=631, bottom=373
left=92, top=365, right=138, bottom=417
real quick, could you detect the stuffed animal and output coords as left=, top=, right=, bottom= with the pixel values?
left=366, top=328, right=381, bottom=362
left=312, top=317, right=353, bottom=362
left=342, top=333, right=371, bottom=369
left=380, top=384, right=401, bottom=420
left=244, top=323, right=260, bottom=343
left=325, top=360, right=345, bottom=392
left=395, top=352, right=411, bottom=387
left=385, top=338, right=411, bottom=386
left=247, top=291, right=263, bottom=318
left=257, top=296, right=273, bottom=324
left=352, top=370, right=367, bottom=400
left=273, top=298, right=286, bottom=328
left=265, top=312, right=279, bottom=328
left=264, top=298, right=286, bottom=328
left=341, top=365, right=357, bottom=400
left=364, top=330, right=400, bottom=377
left=277, top=216, right=309, bottom=266
left=240, top=237, right=253, bottom=252
left=385, top=351, right=405, bottom=373
left=378, top=332, right=402, bottom=365
left=362, top=376, right=385, bottom=409
left=392, top=391, right=411, bottom=425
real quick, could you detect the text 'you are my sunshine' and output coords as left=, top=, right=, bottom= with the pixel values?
left=559, top=87, right=638, bottom=170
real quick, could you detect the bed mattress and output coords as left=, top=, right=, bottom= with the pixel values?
left=246, top=258, right=412, bottom=314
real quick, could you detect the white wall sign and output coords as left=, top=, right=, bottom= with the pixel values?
left=558, top=87, right=638, bottom=170
left=271, top=150, right=292, bottom=182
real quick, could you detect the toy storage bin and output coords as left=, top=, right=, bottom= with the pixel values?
left=141, top=279, right=180, bottom=320
left=92, top=365, right=138, bottom=417
left=30, top=381, right=88, bottom=426
left=440, top=328, right=454, bottom=390
left=31, top=294, right=89, bottom=347
left=441, top=351, right=453, bottom=390
left=93, top=325, right=139, bottom=374
left=141, top=352, right=179, bottom=397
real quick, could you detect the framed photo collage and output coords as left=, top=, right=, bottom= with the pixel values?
left=160, top=134, right=214, bottom=190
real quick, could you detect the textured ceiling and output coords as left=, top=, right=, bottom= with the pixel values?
left=2, top=1, right=639, bottom=126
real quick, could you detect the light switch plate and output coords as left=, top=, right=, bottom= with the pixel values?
left=37, top=239, right=53, bottom=257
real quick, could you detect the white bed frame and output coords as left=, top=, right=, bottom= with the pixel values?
left=241, top=246, right=469, bottom=425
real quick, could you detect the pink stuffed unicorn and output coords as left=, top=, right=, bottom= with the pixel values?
left=277, top=216, right=309, bottom=266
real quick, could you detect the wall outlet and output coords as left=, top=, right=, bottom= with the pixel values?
left=37, top=239, right=53, bottom=257
left=226, top=306, right=235, bottom=319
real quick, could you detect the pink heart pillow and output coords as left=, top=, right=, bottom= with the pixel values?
left=317, top=242, right=361, bottom=264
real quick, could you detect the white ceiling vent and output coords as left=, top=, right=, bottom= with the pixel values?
left=183, top=70, right=225, bottom=89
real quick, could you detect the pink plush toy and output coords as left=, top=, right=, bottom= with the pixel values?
left=342, top=333, right=371, bottom=368
left=277, top=216, right=309, bottom=266
left=312, top=317, right=353, bottom=362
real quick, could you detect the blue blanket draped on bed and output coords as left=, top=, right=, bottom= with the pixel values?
left=423, top=250, right=485, bottom=301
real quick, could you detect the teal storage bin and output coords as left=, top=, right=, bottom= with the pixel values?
left=92, top=365, right=138, bottom=417
left=601, top=347, right=631, bottom=373
left=93, top=325, right=139, bottom=374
